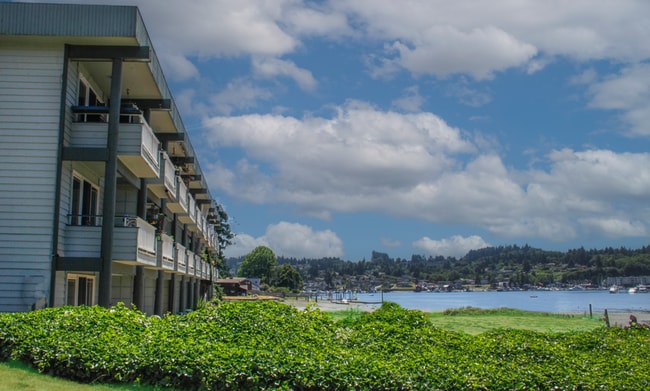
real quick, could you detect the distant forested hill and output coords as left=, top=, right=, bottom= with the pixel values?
left=227, top=244, right=650, bottom=288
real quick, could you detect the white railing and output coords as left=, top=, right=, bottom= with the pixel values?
left=196, top=254, right=205, bottom=278
left=197, top=211, right=206, bottom=236
left=139, top=119, right=160, bottom=170
left=187, top=249, right=196, bottom=276
left=136, top=218, right=157, bottom=257
left=175, top=242, right=187, bottom=274
left=188, top=197, right=196, bottom=223
left=163, top=153, right=176, bottom=194
left=178, top=178, right=188, bottom=211
left=212, top=265, right=219, bottom=282
left=160, top=233, right=174, bottom=269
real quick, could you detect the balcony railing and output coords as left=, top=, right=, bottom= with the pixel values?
left=147, top=151, right=177, bottom=200
left=159, top=233, right=174, bottom=270
left=167, top=177, right=188, bottom=214
left=178, top=194, right=196, bottom=226
left=69, top=108, right=160, bottom=178
left=174, top=243, right=187, bottom=274
left=212, top=265, right=219, bottom=282
left=119, top=118, right=160, bottom=178
left=187, top=249, right=196, bottom=276
left=113, top=216, right=157, bottom=267
left=195, top=253, right=205, bottom=279
left=63, top=215, right=157, bottom=267
left=66, top=214, right=102, bottom=227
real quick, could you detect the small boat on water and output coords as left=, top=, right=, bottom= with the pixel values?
left=628, top=286, right=639, bottom=294
left=609, top=285, right=619, bottom=294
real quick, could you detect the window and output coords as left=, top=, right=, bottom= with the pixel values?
left=77, top=77, right=105, bottom=122
left=70, top=173, right=99, bottom=226
left=66, top=274, right=95, bottom=306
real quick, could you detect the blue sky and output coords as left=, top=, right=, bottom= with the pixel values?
left=36, top=1, right=650, bottom=260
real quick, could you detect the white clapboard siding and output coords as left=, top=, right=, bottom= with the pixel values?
left=0, top=44, right=63, bottom=311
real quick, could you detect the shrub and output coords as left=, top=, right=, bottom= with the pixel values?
left=1, top=301, right=649, bottom=390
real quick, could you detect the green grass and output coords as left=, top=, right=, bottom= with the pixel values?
left=0, top=361, right=166, bottom=391
left=329, top=306, right=604, bottom=335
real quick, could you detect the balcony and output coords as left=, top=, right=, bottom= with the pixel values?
left=63, top=216, right=157, bottom=267
left=63, top=220, right=102, bottom=258
left=158, top=233, right=174, bottom=270
left=212, top=265, right=219, bottom=282
left=201, top=260, right=210, bottom=280
left=195, top=253, right=206, bottom=279
left=207, top=225, right=218, bottom=250
left=178, top=195, right=196, bottom=226
left=167, top=176, right=188, bottom=214
left=188, top=206, right=204, bottom=234
left=69, top=108, right=160, bottom=178
left=186, top=249, right=196, bottom=276
left=147, top=151, right=177, bottom=200
left=113, top=217, right=157, bottom=267
left=174, top=243, right=187, bottom=275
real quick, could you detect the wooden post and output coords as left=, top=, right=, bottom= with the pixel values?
left=589, top=304, right=592, bottom=319
left=603, top=309, right=610, bottom=327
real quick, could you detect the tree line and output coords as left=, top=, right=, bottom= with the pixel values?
left=228, top=244, right=650, bottom=290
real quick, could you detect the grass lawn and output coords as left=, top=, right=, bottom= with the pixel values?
left=0, top=361, right=163, bottom=391
left=328, top=307, right=605, bottom=335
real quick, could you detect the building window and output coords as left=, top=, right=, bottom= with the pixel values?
left=77, top=77, right=105, bottom=122
left=66, top=274, right=95, bottom=306
left=70, top=173, right=99, bottom=226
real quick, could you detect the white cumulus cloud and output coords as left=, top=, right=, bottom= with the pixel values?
left=413, top=235, right=491, bottom=258
left=225, top=222, right=343, bottom=259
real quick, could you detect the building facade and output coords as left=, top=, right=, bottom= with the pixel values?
left=0, top=2, right=222, bottom=314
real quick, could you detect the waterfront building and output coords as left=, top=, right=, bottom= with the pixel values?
left=0, top=2, right=221, bottom=314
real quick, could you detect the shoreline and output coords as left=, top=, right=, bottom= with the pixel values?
left=274, top=296, right=649, bottom=327
left=280, top=296, right=382, bottom=312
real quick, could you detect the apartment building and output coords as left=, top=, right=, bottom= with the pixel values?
left=0, top=2, right=222, bottom=314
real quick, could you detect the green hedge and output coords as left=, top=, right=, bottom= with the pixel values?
left=1, top=301, right=648, bottom=390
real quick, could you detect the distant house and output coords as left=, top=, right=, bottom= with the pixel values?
left=216, top=279, right=253, bottom=296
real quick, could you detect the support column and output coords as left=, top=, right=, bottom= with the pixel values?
left=188, top=278, right=195, bottom=311
left=179, top=275, right=186, bottom=313
left=133, top=178, right=147, bottom=310
left=194, top=278, right=201, bottom=309
left=168, top=273, right=176, bottom=313
left=154, top=270, right=164, bottom=315
left=133, top=267, right=144, bottom=310
left=98, top=58, right=123, bottom=308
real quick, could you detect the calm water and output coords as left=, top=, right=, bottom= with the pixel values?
left=355, top=290, right=650, bottom=314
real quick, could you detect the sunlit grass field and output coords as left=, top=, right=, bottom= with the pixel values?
left=0, top=361, right=162, bottom=391
left=328, top=307, right=604, bottom=335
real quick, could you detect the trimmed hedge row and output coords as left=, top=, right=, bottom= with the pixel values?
left=1, top=301, right=649, bottom=390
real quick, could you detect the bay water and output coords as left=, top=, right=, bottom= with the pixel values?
left=355, top=290, right=649, bottom=314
